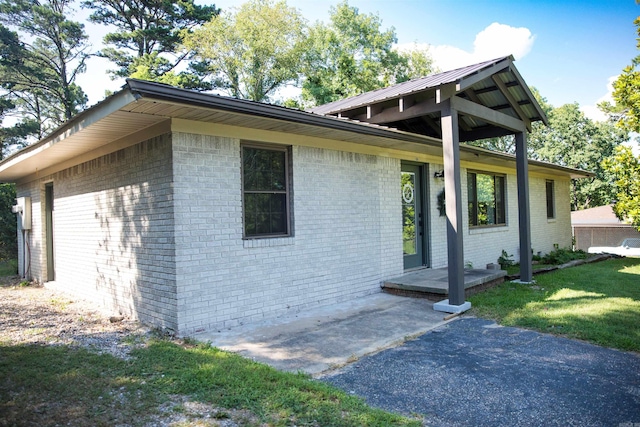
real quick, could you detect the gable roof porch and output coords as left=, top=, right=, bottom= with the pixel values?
left=310, top=55, right=551, bottom=312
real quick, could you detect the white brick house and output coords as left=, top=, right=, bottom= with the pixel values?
left=0, top=57, right=588, bottom=335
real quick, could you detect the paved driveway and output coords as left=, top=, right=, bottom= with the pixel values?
left=322, top=318, right=640, bottom=427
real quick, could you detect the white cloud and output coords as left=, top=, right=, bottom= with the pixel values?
left=398, top=23, right=536, bottom=72
left=581, top=75, right=616, bottom=123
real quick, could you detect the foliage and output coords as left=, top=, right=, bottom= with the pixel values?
left=301, top=1, right=435, bottom=106
left=603, top=16, right=640, bottom=132
left=468, top=87, right=628, bottom=210
left=602, top=145, right=640, bottom=230
left=539, top=247, right=587, bottom=265
left=467, top=88, right=553, bottom=155
left=498, top=250, right=514, bottom=269
left=184, top=0, right=307, bottom=102
left=83, top=0, right=219, bottom=86
left=0, top=183, right=16, bottom=260
left=0, top=0, right=89, bottom=139
left=394, top=43, right=438, bottom=82
left=469, top=257, right=640, bottom=351
left=529, top=103, right=628, bottom=210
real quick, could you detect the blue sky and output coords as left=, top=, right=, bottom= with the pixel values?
left=77, top=0, right=640, bottom=122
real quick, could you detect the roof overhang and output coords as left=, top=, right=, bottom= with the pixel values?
left=0, top=74, right=591, bottom=184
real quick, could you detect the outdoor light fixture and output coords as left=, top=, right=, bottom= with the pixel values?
left=434, top=170, right=445, bottom=180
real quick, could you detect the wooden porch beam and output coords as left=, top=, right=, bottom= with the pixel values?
left=366, top=98, right=441, bottom=124
left=451, top=96, right=526, bottom=133
left=459, top=127, right=514, bottom=142
left=399, top=96, right=415, bottom=112
left=456, top=57, right=512, bottom=91
left=492, top=75, right=532, bottom=132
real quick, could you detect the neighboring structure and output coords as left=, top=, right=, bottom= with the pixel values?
left=572, top=205, right=640, bottom=251
left=0, top=56, right=589, bottom=335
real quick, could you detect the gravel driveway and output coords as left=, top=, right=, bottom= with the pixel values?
left=323, top=318, right=640, bottom=427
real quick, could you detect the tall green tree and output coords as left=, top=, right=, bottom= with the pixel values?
left=468, top=87, right=553, bottom=156
left=603, top=15, right=640, bottom=132
left=0, top=25, right=38, bottom=155
left=301, top=1, right=435, bottom=106
left=83, top=0, right=219, bottom=87
left=0, top=183, right=16, bottom=261
left=529, top=103, right=627, bottom=210
left=0, top=0, right=89, bottom=137
left=468, top=88, right=627, bottom=210
left=602, top=145, right=640, bottom=230
left=184, top=0, right=307, bottom=102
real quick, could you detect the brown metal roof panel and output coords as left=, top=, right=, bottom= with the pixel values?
left=309, top=56, right=512, bottom=115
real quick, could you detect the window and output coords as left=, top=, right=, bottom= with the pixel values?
left=242, top=144, right=291, bottom=238
left=546, top=180, right=555, bottom=219
left=468, top=171, right=506, bottom=227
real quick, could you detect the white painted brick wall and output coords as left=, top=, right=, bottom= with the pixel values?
left=427, top=163, right=573, bottom=269
left=172, top=133, right=402, bottom=334
left=16, top=134, right=178, bottom=331
left=13, top=127, right=574, bottom=336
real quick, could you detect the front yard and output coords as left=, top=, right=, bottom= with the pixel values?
left=1, top=257, right=638, bottom=426
left=469, top=257, right=640, bottom=352
left=0, top=282, right=420, bottom=427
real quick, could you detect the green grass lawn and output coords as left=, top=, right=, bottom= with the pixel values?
left=469, top=257, right=640, bottom=352
left=1, top=338, right=421, bottom=426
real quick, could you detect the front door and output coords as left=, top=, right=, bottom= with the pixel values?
left=402, top=163, right=425, bottom=269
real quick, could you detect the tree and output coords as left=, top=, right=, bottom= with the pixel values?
left=395, top=44, right=438, bottom=82
left=467, top=87, right=552, bottom=155
left=467, top=88, right=628, bottom=210
left=184, top=0, right=307, bottom=102
left=0, top=0, right=89, bottom=137
left=301, top=1, right=435, bottom=107
left=530, top=103, right=627, bottom=210
left=602, top=145, right=640, bottom=230
left=0, top=25, right=38, bottom=155
left=83, top=0, right=219, bottom=86
left=604, top=15, right=640, bottom=132
left=0, top=183, right=16, bottom=261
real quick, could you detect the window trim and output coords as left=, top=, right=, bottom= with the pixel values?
left=546, top=180, right=555, bottom=219
left=241, top=142, right=292, bottom=239
left=467, top=170, right=507, bottom=228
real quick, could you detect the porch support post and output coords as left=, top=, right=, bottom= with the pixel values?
left=515, top=131, right=533, bottom=282
left=434, top=100, right=470, bottom=313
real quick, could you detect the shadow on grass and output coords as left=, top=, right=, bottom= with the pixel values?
left=1, top=340, right=420, bottom=427
left=469, top=258, right=640, bottom=352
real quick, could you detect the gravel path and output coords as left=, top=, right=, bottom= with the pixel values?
left=0, top=277, right=151, bottom=359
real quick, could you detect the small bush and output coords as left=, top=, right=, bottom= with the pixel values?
left=541, top=248, right=587, bottom=265
left=498, top=250, right=514, bottom=269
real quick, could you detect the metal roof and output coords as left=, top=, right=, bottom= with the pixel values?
left=308, top=56, right=548, bottom=141
left=310, top=57, right=508, bottom=115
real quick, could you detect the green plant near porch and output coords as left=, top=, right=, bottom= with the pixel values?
left=469, top=257, right=640, bottom=352
left=498, top=250, right=514, bottom=269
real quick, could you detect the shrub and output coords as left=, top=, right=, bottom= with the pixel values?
left=541, top=247, right=587, bottom=265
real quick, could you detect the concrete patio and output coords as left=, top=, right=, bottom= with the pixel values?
left=383, top=267, right=507, bottom=300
